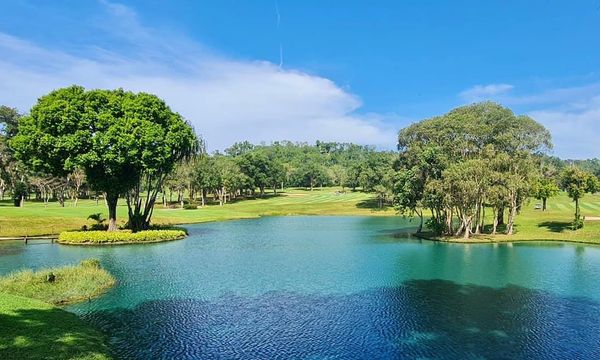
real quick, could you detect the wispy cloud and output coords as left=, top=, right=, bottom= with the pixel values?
left=459, top=83, right=514, bottom=102
left=458, top=81, right=600, bottom=159
left=0, top=1, right=398, bottom=151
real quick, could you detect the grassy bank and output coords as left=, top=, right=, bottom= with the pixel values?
left=0, top=188, right=392, bottom=237
left=0, top=259, right=116, bottom=306
left=0, top=293, right=111, bottom=360
left=0, top=260, right=115, bottom=359
left=416, top=192, right=600, bottom=244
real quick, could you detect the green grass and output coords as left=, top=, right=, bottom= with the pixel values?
left=58, top=229, right=187, bottom=245
left=0, top=260, right=115, bottom=359
left=0, top=188, right=392, bottom=237
left=421, top=192, right=600, bottom=244
left=2, top=188, right=600, bottom=243
left=0, top=259, right=116, bottom=306
left=0, top=293, right=112, bottom=360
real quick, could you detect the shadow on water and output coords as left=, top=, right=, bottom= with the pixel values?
left=83, top=279, right=600, bottom=360
left=537, top=221, right=573, bottom=233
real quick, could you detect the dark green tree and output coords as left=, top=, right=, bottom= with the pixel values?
left=11, top=86, right=197, bottom=231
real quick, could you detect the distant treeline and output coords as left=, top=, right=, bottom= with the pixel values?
left=165, top=140, right=396, bottom=207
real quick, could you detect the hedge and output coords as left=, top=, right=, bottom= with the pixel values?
left=58, top=229, right=187, bottom=245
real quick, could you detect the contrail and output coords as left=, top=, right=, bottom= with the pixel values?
left=275, top=0, right=283, bottom=68
left=275, top=0, right=281, bottom=28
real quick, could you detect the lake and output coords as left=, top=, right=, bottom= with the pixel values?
left=1, top=216, right=600, bottom=359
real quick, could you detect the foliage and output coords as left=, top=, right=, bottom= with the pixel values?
left=532, top=177, right=559, bottom=211
left=10, top=86, right=198, bottom=231
left=58, top=229, right=187, bottom=244
left=0, top=259, right=115, bottom=306
left=395, top=102, right=552, bottom=238
left=560, top=166, right=599, bottom=229
left=86, top=213, right=107, bottom=230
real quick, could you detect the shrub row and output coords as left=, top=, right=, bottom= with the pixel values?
left=58, top=229, right=187, bottom=244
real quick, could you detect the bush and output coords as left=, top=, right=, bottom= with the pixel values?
left=58, top=229, right=186, bottom=244
left=183, top=203, right=198, bottom=210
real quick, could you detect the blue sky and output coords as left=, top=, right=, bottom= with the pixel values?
left=1, top=1, right=600, bottom=158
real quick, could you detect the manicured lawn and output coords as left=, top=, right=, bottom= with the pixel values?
left=0, top=293, right=112, bottom=360
left=1, top=187, right=600, bottom=243
left=479, top=192, right=600, bottom=244
left=422, top=192, right=600, bottom=244
left=0, top=188, right=392, bottom=237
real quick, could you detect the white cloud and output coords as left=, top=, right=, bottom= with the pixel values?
left=457, top=80, right=600, bottom=159
left=528, top=95, right=600, bottom=159
left=459, top=83, right=514, bottom=102
left=0, top=1, right=397, bottom=151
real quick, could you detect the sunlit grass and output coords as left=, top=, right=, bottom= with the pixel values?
left=0, top=259, right=116, bottom=306
left=0, top=187, right=393, bottom=237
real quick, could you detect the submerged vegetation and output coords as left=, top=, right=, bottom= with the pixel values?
left=0, top=259, right=115, bottom=305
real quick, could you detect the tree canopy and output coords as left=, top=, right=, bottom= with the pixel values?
left=11, top=86, right=198, bottom=230
left=395, top=101, right=552, bottom=238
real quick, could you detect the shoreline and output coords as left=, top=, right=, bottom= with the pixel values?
left=412, top=232, right=600, bottom=246
left=2, top=213, right=599, bottom=246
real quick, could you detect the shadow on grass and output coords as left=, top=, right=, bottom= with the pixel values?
left=0, top=298, right=111, bottom=360
left=538, top=221, right=573, bottom=233
left=355, top=198, right=392, bottom=212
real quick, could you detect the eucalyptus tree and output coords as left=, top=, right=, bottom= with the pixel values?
left=395, top=101, right=551, bottom=238
left=11, top=86, right=197, bottom=231
left=560, top=167, right=599, bottom=229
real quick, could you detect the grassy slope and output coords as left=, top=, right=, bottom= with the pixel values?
left=479, top=192, right=600, bottom=243
left=0, top=188, right=391, bottom=237
left=1, top=187, right=600, bottom=243
left=0, top=260, right=116, bottom=306
left=0, top=293, right=111, bottom=360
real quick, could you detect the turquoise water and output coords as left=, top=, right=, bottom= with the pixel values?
left=1, top=216, right=600, bottom=359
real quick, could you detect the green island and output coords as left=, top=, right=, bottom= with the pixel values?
left=0, top=259, right=115, bottom=359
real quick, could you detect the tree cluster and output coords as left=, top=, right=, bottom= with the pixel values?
left=164, top=140, right=397, bottom=207
left=394, top=102, right=554, bottom=239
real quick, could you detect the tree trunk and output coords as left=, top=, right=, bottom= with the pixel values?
left=474, top=202, right=482, bottom=234
left=492, top=208, right=499, bottom=235
left=106, top=193, right=119, bottom=231
left=497, top=206, right=505, bottom=226
left=542, top=197, right=547, bottom=211
left=462, top=216, right=472, bottom=239
left=507, top=199, right=517, bottom=235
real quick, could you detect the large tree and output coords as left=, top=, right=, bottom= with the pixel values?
left=395, top=102, right=552, bottom=238
left=11, top=86, right=197, bottom=231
